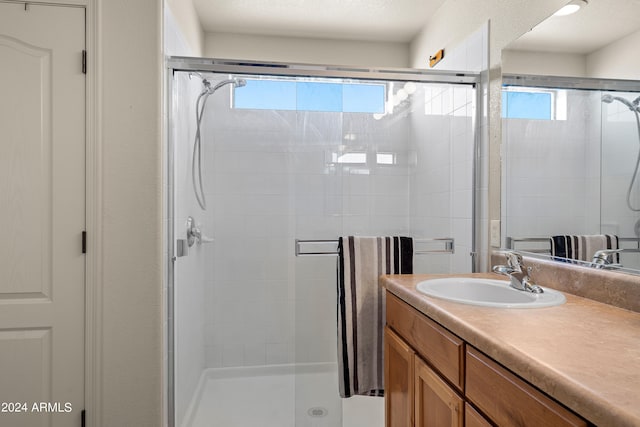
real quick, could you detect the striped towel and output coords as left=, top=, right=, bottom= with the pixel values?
left=550, top=235, right=619, bottom=262
left=337, top=236, right=413, bottom=398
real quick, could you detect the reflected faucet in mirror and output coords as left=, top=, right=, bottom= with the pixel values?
left=592, top=249, right=623, bottom=269
left=493, top=251, right=544, bottom=294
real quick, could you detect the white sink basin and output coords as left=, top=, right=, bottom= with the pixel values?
left=416, top=278, right=566, bottom=308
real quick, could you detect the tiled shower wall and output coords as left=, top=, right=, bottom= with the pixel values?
left=191, top=78, right=475, bottom=369
left=503, top=88, right=640, bottom=269
left=410, top=84, right=475, bottom=274
left=502, top=89, right=602, bottom=244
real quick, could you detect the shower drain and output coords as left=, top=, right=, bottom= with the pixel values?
left=307, top=407, right=328, bottom=418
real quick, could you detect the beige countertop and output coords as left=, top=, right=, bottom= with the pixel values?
left=381, top=273, right=640, bottom=427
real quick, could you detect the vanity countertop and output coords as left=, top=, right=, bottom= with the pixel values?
left=381, top=273, right=640, bottom=427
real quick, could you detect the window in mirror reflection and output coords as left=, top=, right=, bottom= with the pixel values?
left=502, top=88, right=567, bottom=120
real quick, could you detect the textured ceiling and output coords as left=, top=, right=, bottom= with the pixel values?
left=507, top=0, right=640, bottom=54
left=193, top=0, right=447, bottom=42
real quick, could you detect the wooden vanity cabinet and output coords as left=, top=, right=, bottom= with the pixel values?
left=385, top=291, right=588, bottom=427
left=385, top=326, right=464, bottom=427
left=385, top=292, right=468, bottom=427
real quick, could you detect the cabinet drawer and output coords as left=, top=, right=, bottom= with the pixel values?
left=466, top=347, right=587, bottom=427
left=386, top=292, right=464, bottom=391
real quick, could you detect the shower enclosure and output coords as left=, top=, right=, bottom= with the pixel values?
left=501, top=75, right=640, bottom=269
left=167, top=58, right=479, bottom=427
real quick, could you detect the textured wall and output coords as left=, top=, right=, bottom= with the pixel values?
left=165, top=0, right=204, bottom=55
left=98, top=0, right=163, bottom=425
left=204, top=32, right=410, bottom=67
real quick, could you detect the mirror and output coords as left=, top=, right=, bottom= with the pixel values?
left=500, top=0, right=640, bottom=273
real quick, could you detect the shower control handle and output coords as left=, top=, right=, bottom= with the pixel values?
left=186, top=216, right=213, bottom=247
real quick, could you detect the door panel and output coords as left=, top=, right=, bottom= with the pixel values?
left=385, top=327, right=415, bottom=427
left=0, top=3, right=85, bottom=426
left=414, top=356, right=463, bottom=427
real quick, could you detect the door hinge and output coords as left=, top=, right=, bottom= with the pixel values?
left=81, top=409, right=85, bottom=427
left=82, top=231, right=87, bottom=254
left=82, top=50, right=87, bottom=74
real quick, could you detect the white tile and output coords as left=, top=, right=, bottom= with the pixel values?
left=205, top=345, right=223, bottom=368
left=243, top=343, right=267, bottom=366
left=265, top=343, right=292, bottom=365
left=222, top=344, right=244, bottom=367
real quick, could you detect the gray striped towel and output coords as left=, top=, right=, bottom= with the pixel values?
left=337, top=236, right=413, bottom=398
left=550, top=234, right=619, bottom=262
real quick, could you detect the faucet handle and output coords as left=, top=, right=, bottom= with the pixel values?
left=505, top=251, right=524, bottom=270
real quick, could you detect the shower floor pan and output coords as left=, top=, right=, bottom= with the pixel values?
left=182, top=363, right=383, bottom=427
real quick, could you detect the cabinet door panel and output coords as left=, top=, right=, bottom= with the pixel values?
left=465, top=404, right=492, bottom=427
left=385, top=327, right=414, bottom=427
left=415, top=356, right=463, bottom=427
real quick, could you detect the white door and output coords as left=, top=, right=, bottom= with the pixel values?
left=0, top=2, right=85, bottom=426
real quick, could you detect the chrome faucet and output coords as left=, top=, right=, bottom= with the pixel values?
left=492, top=251, right=543, bottom=294
left=591, top=249, right=623, bottom=269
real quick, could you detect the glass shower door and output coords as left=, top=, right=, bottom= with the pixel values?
left=601, top=89, right=640, bottom=270
left=169, top=65, right=477, bottom=427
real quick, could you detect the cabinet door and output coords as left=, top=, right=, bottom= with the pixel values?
left=414, top=356, right=464, bottom=427
left=465, top=404, right=492, bottom=427
left=385, top=327, right=415, bottom=427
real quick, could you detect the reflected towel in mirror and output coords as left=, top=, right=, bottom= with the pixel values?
left=550, top=234, right=619, bottom=262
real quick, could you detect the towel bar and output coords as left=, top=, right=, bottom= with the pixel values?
left=295, top=237, right=455, bottom=256
left=506, top=236, right=640, bottom=253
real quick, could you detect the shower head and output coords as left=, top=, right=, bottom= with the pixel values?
left=602, top=94, right=638, bottom=112
left=209, top=78, right=247, bottom=93
left=601, top=94, right=614, bottom=104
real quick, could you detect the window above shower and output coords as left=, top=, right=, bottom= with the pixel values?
left=501, top=87, right=567, bottom=120
left=233, top=78, right=385, bottom=114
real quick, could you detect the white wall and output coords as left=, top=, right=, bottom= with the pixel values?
left=410, top=0, right=566, bottom=70
left=502, top=50, right=587, bottom=77
left=165, top=0, right=204, bottom=55
left=204, top=32, right=410, bottom=67
left=501, top=28, right=640, bottom=79
left=97, top=0, right=163, bottom=425
left=587, top=29, right=640, bottom=80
